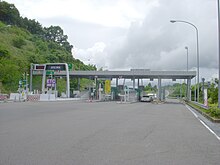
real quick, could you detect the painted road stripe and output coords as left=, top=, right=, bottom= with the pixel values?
left=186, top=105, right=220, bottom=141
left=186, top=105, right=198, bottom=118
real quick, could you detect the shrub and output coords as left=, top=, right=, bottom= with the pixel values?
left=209, top=106, right=220, bottom=118
left=187, top=101, right=220, bottom=119
left=0, top=46, right=9, bottom=58
left=12, top=36, right=26, bottom=48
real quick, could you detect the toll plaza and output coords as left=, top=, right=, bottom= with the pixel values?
left=27, top=63, right=196, bottom=102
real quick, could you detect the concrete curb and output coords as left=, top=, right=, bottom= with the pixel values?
left=185, top=102, right=220, bottom=123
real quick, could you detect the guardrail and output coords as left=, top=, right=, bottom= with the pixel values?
left=190, top=101, right=209, bottom=110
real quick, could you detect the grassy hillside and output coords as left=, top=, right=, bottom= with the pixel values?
left=0, top=21, right=95, bottom=94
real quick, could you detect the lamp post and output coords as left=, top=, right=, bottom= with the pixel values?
left=170, top=20, right=200, bottom=102
left=185, top=46, right=191, bottom=100
left=217, top=0, right=220, bottom=108
left=185, top=46, right=189, bottom=72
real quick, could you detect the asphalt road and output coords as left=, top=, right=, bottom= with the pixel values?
left=0, top=101, right=220, bottom=165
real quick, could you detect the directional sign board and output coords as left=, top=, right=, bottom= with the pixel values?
left=33, top=70, right=43, bottom=75
left=46, top=70, right=54, bottom=75
left=68, top=63, right=73, bottom=71
left=46, top=64, right=66, bottom=71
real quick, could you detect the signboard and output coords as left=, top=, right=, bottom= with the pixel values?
left=204, top=88, right=208, bottom=107
left=46, top=64, right=66, bottom=71
left=105, top=80, right=111, bottom=94
left=68, top=63, right=73, bottom=71
left=46, top=70, right=54, bottom=75
left=47, top=79, right=56, bottom=87
left=35, top=65, right=45, bottom=70
left=33, top=70, right=43, bottom=75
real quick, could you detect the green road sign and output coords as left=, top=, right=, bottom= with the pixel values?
left=46, top=70, right=54, bottom=75
left=68, top=64, right=73, bottom=70
left=68, top=63, right=73, bottom=71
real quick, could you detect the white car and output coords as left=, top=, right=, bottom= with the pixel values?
left=141, top=95, right=153, bottom=102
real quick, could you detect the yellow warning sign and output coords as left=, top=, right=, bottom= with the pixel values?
left=105, top=80, right=111, bottom=94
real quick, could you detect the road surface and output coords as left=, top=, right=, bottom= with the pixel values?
left=0, top=101, right=220, bottom=165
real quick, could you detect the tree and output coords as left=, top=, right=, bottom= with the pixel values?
left=208, top=79, right=218, bottom=104
left=0, top=1, right=21, bottom=25
left=44, top=26, right=73, bottom=53
left=0, top=58, right=20, bottom=92
left=153, top=85, right=157, bottom=92
left=44, top=26, right=63, bottom=42
left=144, top=83, right=157, bottom=93
left=21, top=17, right=45, bottom=36
left=0, top=45, right=9, bottom=59
left=145, top=83, right=152, bottom=91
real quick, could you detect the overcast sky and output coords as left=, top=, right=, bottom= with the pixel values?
left=6, top=0, right=219, bottom=81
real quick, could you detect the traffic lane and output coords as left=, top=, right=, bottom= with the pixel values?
left=0, top=101, right=220, bottom=165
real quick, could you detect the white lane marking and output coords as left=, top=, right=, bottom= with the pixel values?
left=185, top=105, right=198, bottom=118
left=199, top=119, right=220, bottom=141
left=185, top=105, right=220, bottom=141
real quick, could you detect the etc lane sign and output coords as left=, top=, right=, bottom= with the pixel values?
left=47, top=79, right=56, bottom=88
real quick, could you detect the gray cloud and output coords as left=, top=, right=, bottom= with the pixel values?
left=105, top=0, right=218, bottom=72
left=39, top=17, right=127, bottom=49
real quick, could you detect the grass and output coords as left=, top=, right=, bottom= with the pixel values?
left=187, top=101, right=220, bottom=120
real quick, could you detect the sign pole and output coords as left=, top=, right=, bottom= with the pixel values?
left=42, top=65, right=46, bottom=93
left=30, top=63, right=33, bottom=92
left=65, top=63, right=70, bottom=98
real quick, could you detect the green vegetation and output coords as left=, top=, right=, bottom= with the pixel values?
left=207, top=78, right=218, bottom=104
left=165, top=79, right=219, bottom=104
left=144, top=83, right=157, bottom=93
left=187, top=101, right=220, bottom=120
left=166, top=83, right=187, bottom=98
left=0, top=1, right=96, bottom=94
left=209, top=105, right=220, bottom=119
left=165, top=79, right=220, bottom=119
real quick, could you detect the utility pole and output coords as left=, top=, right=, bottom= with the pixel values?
left=217, top=0, right=220, bottom=108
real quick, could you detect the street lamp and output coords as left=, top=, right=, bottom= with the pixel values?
left=217, top=0, right=220, bottom=108
left=185, top=46, right=189, bottom=72
left=185, top=46, right=191, bottom=100
left=170, top=20, right=200, bottom=102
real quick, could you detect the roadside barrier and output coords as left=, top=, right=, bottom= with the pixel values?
left=40, top=94, right=56, bottom=101
left=9, top=93, right=21, bottom=101
left=0, top=94, right=8, bottom=101
left=188, top=101, right=209, bottom=110
left=27, top=94, right=40, bottom=102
